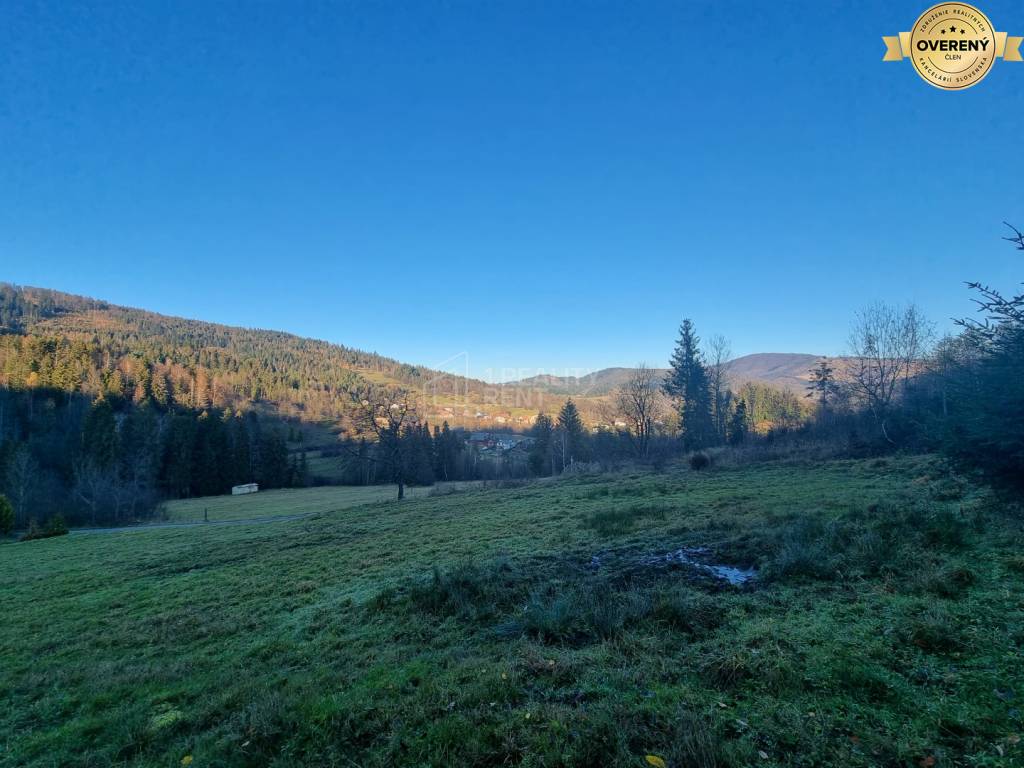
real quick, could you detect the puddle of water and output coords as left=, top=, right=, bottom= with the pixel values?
left=636, top=547, right=757, bottom=585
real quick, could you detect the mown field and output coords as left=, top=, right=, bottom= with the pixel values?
left=160, top=483, right=479, bottom=523
left=2, top=456, right=1023, bottom=767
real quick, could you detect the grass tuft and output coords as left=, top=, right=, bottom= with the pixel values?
left=584, top=502, right=669, bottom=536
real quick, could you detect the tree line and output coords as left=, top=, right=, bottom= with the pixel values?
left=5, top=220, right=1017, bottom=526
left=0, top=383, right=306, bottom=530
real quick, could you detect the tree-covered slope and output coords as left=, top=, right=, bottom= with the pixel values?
left=0, top=283, right=488, bottom=422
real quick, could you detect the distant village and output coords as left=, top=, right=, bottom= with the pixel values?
left=429, top=404, right=632, bottom=445
left=465, top=432, right=535, bottom=455
left=434, top=405, right=532, bottom=427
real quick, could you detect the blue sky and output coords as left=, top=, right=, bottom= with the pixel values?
left=2, top=0, right=1022, bottom=381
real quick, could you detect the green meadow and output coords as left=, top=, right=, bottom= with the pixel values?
left=159, top=482, right=479, bottom=523
left=2, top=456, right=1022, bottom=767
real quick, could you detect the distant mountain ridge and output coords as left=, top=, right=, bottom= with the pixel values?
left=511, top=353, right=825, bottom=395
left=1, top=284, right=827, bottom=433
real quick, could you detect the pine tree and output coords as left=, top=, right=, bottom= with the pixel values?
left=229, top=414, right=253, bottom=485
left=665, top=319, right=714, bottom=450
left=529, top=413, right=554, bottom=476
left=161, top=414, right=197, bottom=498
left=400, top=423, right=434, bottom=486
left=151, top=372, right=172, bottom=410
left=82, top=397, right=118, bottom=469
left=104, top=369, right=126, bottom=404
left=729, top=398, right=749, bottom=445
left=192, top=411, right=229, bottom=496
left=132, top=359, right=152, bottom=403
left=257, top=430, right=290, bottom=489
left=438, top=421, right=460, bottom=481
left=556, top=399, right=588, bottom=470
left=806, top=357, right=840, bottom=411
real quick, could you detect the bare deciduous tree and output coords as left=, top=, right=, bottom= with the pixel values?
left=7, top=446, right=37, bottom=528
left=705, top=334, right=732, bottom=441
left=846, top=302, right=934, bottom=437
left=73, top=458, right=117, bottom=526
left=347, top=385, right=418, bottom=499
left=614, top=363, right=666, bottom=459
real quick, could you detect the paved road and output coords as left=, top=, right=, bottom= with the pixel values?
left=69, top=512, right=317, bottom=535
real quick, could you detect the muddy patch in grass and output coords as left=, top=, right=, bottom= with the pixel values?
left=589, top=546, right=757, bottom=586
left=367, top=542, right=756, bottom=647
left=637, top=547, right=756, bottom=585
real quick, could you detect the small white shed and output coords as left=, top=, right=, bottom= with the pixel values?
left=231, top=483, right=259, bottom=495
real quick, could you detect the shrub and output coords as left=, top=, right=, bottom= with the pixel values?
left=19, top=515, right=70, bottom=542
left=0, top=494, right=13, bottom=536
left=689, top=453, right=711, bottom=471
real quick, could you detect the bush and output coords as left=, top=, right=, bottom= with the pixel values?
left=0, top=494, right=13, bottom=536
left=19, top=515, right=71, bottom=542
left=689, top=453, right=711, bottom=471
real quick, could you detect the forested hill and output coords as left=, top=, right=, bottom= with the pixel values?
left=511, top=353, right=823, bottom=396
left=0, top=283, right=488, bottom=422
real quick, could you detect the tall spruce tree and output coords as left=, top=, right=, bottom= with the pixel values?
left=664, top=319, right=715, bottom=450
left=556, top=399, right=588, bottom=470
left=729, top=398, right=749, bottom=445
left=82, top=397, right=118, bottom=469
left=435, top=421, right=459, bottom=481
left=529, top=413, right=554, bottom=476
left=806, top=357, right=840, bottom=411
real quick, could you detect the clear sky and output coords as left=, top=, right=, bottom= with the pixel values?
left=2, top=1, right=1022, bottom=381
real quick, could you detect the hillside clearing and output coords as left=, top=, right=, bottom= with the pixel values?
left=159, top=482, right=479, bottom=523
left=2, top=456, right=1022, bottom=767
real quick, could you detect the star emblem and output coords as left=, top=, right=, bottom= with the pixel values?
left=950, top=25, right=958, bottom=33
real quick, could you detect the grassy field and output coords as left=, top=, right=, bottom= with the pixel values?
left=2, top=455, right=1023, bottom=767
left=160, top=483, right=477, bottom=523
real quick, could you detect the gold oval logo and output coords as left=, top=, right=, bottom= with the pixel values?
left=910, top=3, right=996, bottom=89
